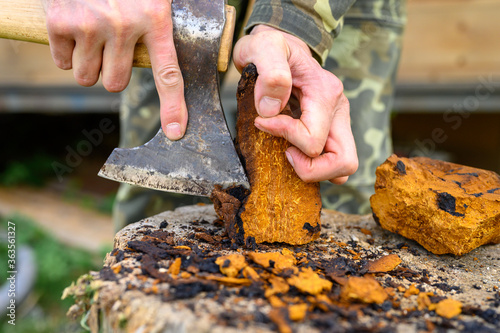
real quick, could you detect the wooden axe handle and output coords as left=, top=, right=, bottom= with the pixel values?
left=0, top=0, right=236, bottom=72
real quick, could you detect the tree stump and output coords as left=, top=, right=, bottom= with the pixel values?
left=63, top=205, right=500, bottom=333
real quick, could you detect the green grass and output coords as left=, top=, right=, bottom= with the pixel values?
left=0, top=154, right=55, bottom=187
left=0, top=214, right=109, bottom=333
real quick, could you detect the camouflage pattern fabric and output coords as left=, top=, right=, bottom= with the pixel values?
left=320, top=0, right=407, bottom=214
left=113, top=0, right=407, bottom=230
left=245, top=0, right=356, bottom=64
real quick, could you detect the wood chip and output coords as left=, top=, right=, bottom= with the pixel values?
left=215, top=254, right=247, bottom=278
left=366, top=254, right=402, bottom=273
left=432, top=298, right=462, bottom=319
left=287, top=267, right=333, bottom=295
left=288, top=303, right=308, bottom=321
left=340, top=276, right=388, bottom=304
left=167, top=257, right=182, bottom=276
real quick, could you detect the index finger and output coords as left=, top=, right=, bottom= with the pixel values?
left=143, top=15, right=187, bottom=141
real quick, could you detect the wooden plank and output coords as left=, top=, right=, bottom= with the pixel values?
left=0, top=39, right=79, bottom=86
left=397, top=0, right=500, bottom=84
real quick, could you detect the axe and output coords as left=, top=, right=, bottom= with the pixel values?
left=1, top=0, right=249, bottom=196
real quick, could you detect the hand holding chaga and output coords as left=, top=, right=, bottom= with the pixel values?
left=211, top=64, right=321, bottom=245
left=370, top=154, right=500, bottom=255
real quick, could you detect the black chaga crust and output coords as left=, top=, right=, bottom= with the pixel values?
left=210, top=184, right=250, bottom=245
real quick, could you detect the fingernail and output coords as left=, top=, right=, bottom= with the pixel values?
left=285, top=151, right=295, bottom=168
left=259, top=96, right=281, bottom=117
left=166, top=123, right=182, bottom=140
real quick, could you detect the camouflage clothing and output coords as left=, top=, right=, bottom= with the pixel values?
left=245, top=0, right=356, bottom=64
left=320, top=0, right=407, bottom=214
left=113, top=0, right=407, bottom=230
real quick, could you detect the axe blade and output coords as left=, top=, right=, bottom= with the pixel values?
left=99, top=0, right=249, bottom=196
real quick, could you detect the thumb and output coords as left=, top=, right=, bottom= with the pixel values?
left=233, top=28, right=292, bottom=118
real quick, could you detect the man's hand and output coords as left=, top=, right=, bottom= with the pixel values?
left=41, top=0, right=187, bottom=140
left=233, top=25, right=358, bottom=184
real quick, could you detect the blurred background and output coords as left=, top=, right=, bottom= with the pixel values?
left=1, top=0, right=500, bottom=331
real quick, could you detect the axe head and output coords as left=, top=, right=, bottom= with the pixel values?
left=98, top=0, right=249, bottom=196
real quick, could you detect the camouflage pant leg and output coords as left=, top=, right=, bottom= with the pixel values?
left=320, top=0, right=407, bottom=215
left=113, top=69, right=210, bottom=231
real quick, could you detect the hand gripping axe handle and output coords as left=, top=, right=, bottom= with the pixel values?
left=0, top=0, right=250, bottom=197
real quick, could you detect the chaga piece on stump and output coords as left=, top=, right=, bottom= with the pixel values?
left=370, top=154, right=500, bottom=255
left=211, top=64, right=321, bottom=245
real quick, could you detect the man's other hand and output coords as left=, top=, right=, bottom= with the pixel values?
left=42, top=0, right=187, bottom=140
left=233, top=25, right=358, bottom=184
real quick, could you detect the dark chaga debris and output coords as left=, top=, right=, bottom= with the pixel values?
left=140, top=254, right=169, bottom=282
left=100, top=216, right=500, bottom=332
left=127, top=240, right=170, bottom=260
left=239, top=283, right=266, bottom=299
left=432, top=282, right=461, bottom=293
left=323, top=256, right=359, bottom=278
left=245, top=236, right=257, bottom=250
left=169, top=280, right=218, bottom=300
left=462, top=307, right=500, bottom=326
left=100, top=267, right=118, bottom=281
left=111, top=248, right=125, bottom=262
left=197, top=257, right=220, bottom=274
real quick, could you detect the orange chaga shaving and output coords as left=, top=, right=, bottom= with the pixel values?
left=404, top=284, right=420, bottom=298
left=242, top=266, right=261, bottom=281
left=247, top=251, right=296, bottom=271
left=308, top=294, right=333, bottom=312
left=360, top=228, right=372, bottom=236
left=215, top=254, right=247, bottom=278
left=340, top=276, right=388, bottom=304
left=287, top=267, right=332, bottom=295
left=173, top=245, right=191, bottom=251
left=269, top=308, right=292, bottom=333
left=366, top=254, right=402, bottom=273
left=204, top=275, right=252, bottom=286
left=417, top=292, right=433, bottom=310
left=111, top=263, right=122, bottom=274
left=281, top=248, right=294, bottom=256
left=268, top=295, right=287, bottom=308
left=180, top=272, right=192, bottom=279
left=431, top=298, right=462, bottom=319
left=265, top=276, right=290, bottom=298
left=167, top=257, right=182, bottom=276
left=347, top=249, right=361, bottom=260
left=288, top=303, right=308, bottom=321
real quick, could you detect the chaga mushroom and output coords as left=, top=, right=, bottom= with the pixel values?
left=211, top=64, right=321, bottom=245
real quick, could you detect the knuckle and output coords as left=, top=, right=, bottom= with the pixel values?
left=262, top=69, right=292, bottom=92
left=46, top=14, right=72, bottom=36
left=330, top=76, right=344, bottom=95
left=156, top=66, right=183, bottom=88
left=77, top=19, right=99, bottom=38
left=304, top=141, right=324, bottom=158
left=75, top=75, right=98, bottom=87
left=54, top=58, right=71, bottom=70
left=104, top=79, right=127, bottom=93
left=143, top=2, right=171, bottom=24
left=345, top=157, right=359, bottom=175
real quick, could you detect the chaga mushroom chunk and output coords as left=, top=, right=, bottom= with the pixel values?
left=210, top=64, right=321, bottom=246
